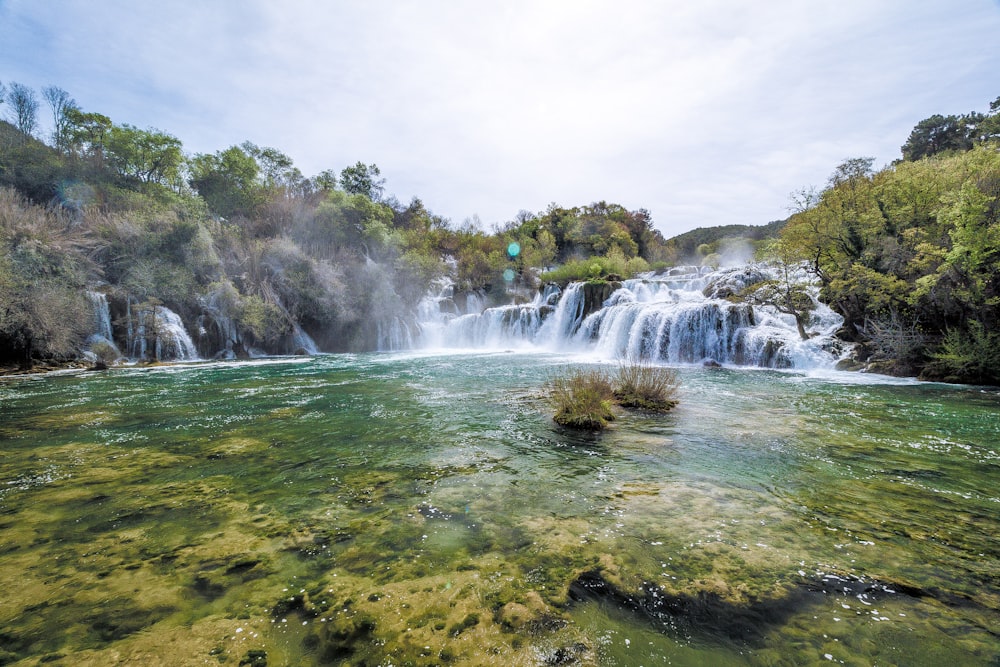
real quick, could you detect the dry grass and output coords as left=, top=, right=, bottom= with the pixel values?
left=548, top=359, right=680, bottom=430
left=613, top=358, right=680, bottom=412
left=548, top=368, right=616, bottom=430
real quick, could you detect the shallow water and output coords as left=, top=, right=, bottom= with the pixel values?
left=0, top=353, right=997, bottom=666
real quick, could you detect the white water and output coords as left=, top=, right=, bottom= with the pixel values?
left=85, top=291, right=119, bottom=351
left=291, top=324, right=320, bottom=355
left=417, top=265, right=850, bottom=370
left=376, top=316, right=416, bottom=352
left=126, top=302, right=199, bottom=361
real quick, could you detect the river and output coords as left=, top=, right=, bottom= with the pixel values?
left=1, top=352, right=997, bottom=665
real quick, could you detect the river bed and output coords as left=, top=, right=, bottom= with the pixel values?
left=1, top=352, right=997, bottom=665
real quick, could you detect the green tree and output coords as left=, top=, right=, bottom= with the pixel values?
left=340, top=161, right=385, bottom=201
left=105, top=124, right=183, bottom=185
left=189, top=145, right=263, bottom=218
left=64, top=107, right=113, bottom=163
left=901, top=114, right=970, bottom=161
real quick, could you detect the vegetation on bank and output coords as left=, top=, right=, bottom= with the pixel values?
left=0, top=80, right=671, bottom=368
left=1, top=78, right=999, bottom=385
left=549, top=360, right=680, bottom=430
left=760, top=96, right=1000, bottom=383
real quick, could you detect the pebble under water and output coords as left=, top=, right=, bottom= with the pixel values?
left=0, top=352, right=998, bottom=666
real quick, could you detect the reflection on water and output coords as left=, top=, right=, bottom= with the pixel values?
left=0, top=353, right=997, bottom=665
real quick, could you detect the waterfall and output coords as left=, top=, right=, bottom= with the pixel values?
left=415, top=278, right=493, bottom=348
left=84, top=291, right=121, bottom=361
left=291, top=324, right=319, bottom=355
left=376, top=316, right=416, bottom=352
left=417, top=264, right=850, bottom=370
left=126, top=302, right=199, bottom=361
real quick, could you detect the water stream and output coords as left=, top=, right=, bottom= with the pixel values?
left=1, top=353, right=997, bottom=665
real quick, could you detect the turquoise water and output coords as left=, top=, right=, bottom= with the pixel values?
left=0, top=353, right=997, bottom=666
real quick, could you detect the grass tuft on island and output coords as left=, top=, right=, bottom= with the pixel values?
left=549, top=368, right=617, bottom=430
left=613, top=358, right=680, bottom=412
left=548, top=359, right=679, bottom=430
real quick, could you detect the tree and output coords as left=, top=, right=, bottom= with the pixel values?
left=314, top=169, right=337, bottom=192
left=4, top=82, right=40, bottom=139
left=340, top=161, right=385, bottom=201
left=901, top=114, right=972, bottom=161
left=105, top=124, right=183, bottom=185
left=64, top=107, right=113, bottom=160
left=41, top=85, right=78, bottom=151
left=741, top=253, right=816, bottom=341
left=189, top=145, right=262, bottom=218
left=240, top=142, right=298, bottom=189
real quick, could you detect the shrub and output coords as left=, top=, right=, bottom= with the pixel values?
left=89, top=340, right=121, bottom=366
left=924, top=320, right=1000, bottom=384
left=548, top=360, right=681, bottom=430
left=540, top=253, right=648, bottom=286
left=548, top=368, right=616, bottom=430
left=613, top=359, right=680, bottom=412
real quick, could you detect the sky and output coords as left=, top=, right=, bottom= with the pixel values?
left=1, top=1, right=999, bottom=238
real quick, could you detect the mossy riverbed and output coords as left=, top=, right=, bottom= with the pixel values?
left=1, top=354, right=998, bottom=665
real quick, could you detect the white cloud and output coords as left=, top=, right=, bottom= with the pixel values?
left=2, top=0, right=998, bottom=236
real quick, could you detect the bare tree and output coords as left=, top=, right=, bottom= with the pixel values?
left=4, top=82, right=40, bottom=138
left=42, top=85, right=77, bottom=150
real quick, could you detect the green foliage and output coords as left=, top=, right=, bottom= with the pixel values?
left=235, top=293, right=289, bottom=347
left=900, top=95, right=1000, bottom=161
left=925, top=321, right=1000, bottom=385
left=539, top=249, right=649, bottom=286
left=901, top=114, right=973, bottom=161
left=188, top=145, right=263, bottom=219
left=778, top=97, right=1000, bottom=380
left=530, top=201, right=666, bottom=264
left=665, top=220, right=785, bottom=261
left=340, top=161, right=385, bottom=201
left=104, top=124, right=183, bottom=185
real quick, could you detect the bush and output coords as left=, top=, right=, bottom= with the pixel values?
left=548, top=368, right=616, bottom=430
left=613, top=359, right=680, bottom=412
left=548, top=360, right=681, bottom=430
left=924, top=320, right=1000, bottom=384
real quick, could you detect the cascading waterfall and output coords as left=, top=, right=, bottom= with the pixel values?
left=83, top=290, right=121, bottom=361
left=418, top=264, right=850, bottom=369
left=126, top=301, right=199, bottom=361
left=85, top=291, right=116, bottom=346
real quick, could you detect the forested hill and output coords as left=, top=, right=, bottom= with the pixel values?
left=664, top=219, right=786, bottom=261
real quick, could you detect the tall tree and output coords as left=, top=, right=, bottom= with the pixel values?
left=104, top=124, right=183, bottom=185
left=41, top=85, right=78, bottom=151
left=901, top=114, right=971, bottom=161
left=188, top=144, right=262, bottom=218
left=340, top=161, right=385, bottom=201
left=63, top=107, right=113, bottom=165
left=4, top=82, right=40, bottom=138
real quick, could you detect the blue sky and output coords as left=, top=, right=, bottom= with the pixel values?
left=1, top=0, right=998, bottom=237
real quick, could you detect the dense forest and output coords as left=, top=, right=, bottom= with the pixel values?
left=0, top=79, right=998, bottom=384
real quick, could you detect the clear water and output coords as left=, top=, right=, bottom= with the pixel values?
left=0, top=353, right=997, bottom=665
